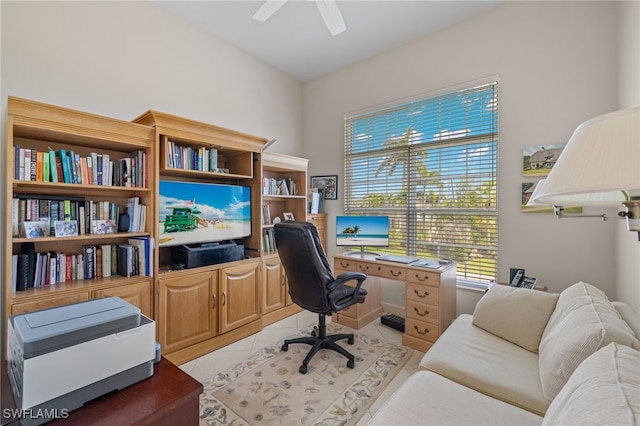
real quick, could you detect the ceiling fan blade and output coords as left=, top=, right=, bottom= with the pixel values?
left=316, top=0, right=346, bottom=36
left=253, top=0, right=288, bottom=22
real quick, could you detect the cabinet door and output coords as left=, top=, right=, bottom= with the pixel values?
left=11, top=293, right=90, bottom=315
left=219, top=262, right=261, bottom=333
left=93, top=281, right=152, bottom=319
left=263, top=256, right=285, bottom=314
left=157, top=271, right=218, bottom=354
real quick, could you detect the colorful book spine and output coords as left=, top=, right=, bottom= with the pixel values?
left=49, top=150, right=58, bottom=182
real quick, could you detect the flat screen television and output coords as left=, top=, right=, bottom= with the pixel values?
left=158, top=180, right=251, bottom=247
left=336, top=215, right=389, bottom=254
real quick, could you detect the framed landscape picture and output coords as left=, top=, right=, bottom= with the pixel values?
left=523, top=143, right=567, bottom=177
left=310, top=175, right=338, bottom=200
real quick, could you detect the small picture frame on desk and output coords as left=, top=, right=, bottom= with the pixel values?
left=519, top=276, right=538, bottom=289
left=54, top=220, right=78, bottom=237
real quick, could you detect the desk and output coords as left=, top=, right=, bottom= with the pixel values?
left=1, top=358, right=202, bottom=426
left=333, top=254, right=457, bottom=352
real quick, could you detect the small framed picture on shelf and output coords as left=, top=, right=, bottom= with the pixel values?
left=21, top=220, right=50, bottom=238
left=54, top=220, right=78, bottom=237
left=283, top=212, right=295, bottom=221
left=91, top=219, right=117, bottom=235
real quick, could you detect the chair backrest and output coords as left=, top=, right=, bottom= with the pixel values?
left=274, top=221, right=334, bottom=313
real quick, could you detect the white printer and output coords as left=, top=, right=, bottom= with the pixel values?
left=7, top=297, right=156, bottom=425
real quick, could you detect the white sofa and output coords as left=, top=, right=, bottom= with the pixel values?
left=368, top=282, right=640, bottom=425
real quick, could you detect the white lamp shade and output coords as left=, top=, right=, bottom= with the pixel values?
left=535, top=107, right=640, bottom=206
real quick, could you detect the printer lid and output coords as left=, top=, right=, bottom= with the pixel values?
left=11, top=297, right=141, bottom=358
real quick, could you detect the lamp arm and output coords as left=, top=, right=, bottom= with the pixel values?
left=553, top=206, right=607, bottom=221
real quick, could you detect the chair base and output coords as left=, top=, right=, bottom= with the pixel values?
left=281, top=313, right=355, bottom=374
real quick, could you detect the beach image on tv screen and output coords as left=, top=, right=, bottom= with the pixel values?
left=158, top=180, right=251, bottom=247
left=336, top=216, right=389, bottom=247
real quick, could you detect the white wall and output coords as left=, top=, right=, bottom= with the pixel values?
left=303, top=1, right=627, bottom=312
left=615, top=0, right=640, bottom=313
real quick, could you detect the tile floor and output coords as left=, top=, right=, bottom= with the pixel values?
left=179, top=310, right=423, bottom=425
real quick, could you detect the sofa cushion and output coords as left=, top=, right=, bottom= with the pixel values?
left=369, top=371, right=543, bottom=426
left=542, top=343, right=640, bottom=425
left=538, top=282, right=640, bottom=403
left=612, top=301, right=640, bottom=338
left=420, top=314, right=548, bottom=416
left=472, top=284, right=558, bottom=352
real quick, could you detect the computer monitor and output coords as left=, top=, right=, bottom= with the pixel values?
left=336, top=215, right=389, bottom=255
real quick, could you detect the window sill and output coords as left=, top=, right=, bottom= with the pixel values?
left=456, top=280, right=490, bottom=292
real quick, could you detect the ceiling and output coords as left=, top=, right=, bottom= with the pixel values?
left=155, top=1, right=505, bottom=82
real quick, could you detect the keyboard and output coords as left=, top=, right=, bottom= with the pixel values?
left=376, top=254, right=419, bottom=264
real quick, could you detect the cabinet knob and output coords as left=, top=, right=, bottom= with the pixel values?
left=414, top=289, right=430, bottom=298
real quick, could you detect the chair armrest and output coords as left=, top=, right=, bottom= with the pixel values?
left=328, top=272, right=367, bottom=312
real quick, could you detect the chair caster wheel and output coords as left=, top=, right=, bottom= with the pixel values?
left=281, top=343, right=288, bottom=352
left=299, top=365, right=308, bottom=374
left=347, top=359, right=355, bottom=369
left=348, top=336, right=354, bottom=345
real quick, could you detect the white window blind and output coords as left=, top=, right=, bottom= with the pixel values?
left=344, top=82, right=498, bottom=284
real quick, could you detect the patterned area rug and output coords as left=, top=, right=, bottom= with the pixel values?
left=199, top=324, right=411, bottom=425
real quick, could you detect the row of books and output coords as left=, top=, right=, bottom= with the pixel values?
left=14, top=146, right=147, bottom=188
left=166, top=141, right=218, bottom=172
left=308, top=188, right=324, bottom=214
left=262, top=177, right=297, bottom=196
left=12, top=195, right=146, bottom=237
left=11, top=237, right=154, bottom=292
left=262, top=228, right=276, bottom=253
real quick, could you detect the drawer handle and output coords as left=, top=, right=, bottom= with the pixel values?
left=390, top=270, right=402, bottom=277
left=414, top=325, right=430, bottom=335
left=359, top=266, right=369, bottom=272
left=340, top=262, right=349, bottom=268
left=414, top=289, right=430, bottom=298
left=415, top=274, right=430, bottom=282
left=414, top=307, right=429, bottom=316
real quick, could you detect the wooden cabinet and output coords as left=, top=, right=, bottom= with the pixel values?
left=4, top=97, right=156, bottom=348
left=306, top=213, right=327, bottom=249
left=156, top=270, right=218, bottom=354
left=219, top=260, right=262, bottom=333
left=262, top=254, right=286, bottom=315
left=94, top=280, right=153, bottom=319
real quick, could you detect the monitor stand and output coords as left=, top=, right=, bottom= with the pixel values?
left=343, top=246, right=381, bottom=257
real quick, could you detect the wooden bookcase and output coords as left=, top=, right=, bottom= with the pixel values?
left=4, top=97, right=156, bottom=348
left=260, top=152, right=308, bottom=326
left=132, top=110, right=268, bottom=364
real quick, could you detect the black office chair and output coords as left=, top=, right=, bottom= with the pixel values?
left=274, top=221, right=368, bottom=374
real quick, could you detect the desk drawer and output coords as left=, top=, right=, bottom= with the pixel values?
left=335, top=259, right=356, bottom=271
left=406, top=282, right=439, bottom=305
left=407, top=269, right=441, bottom=286
left=405, top=318, right=439, bottom=343
left=406, top=300, right=439, bottom=325
left=356, top=261, right=406, bottom=281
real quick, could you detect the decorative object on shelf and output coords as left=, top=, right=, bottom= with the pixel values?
left=283, top=212, right=295, bottom=221
left=530, top=107, right=640, bottom=240
left=310, top=175, right=337, bottom=200
left=54, top=220, right=78, bottom=237
left=272, top=216, right=281, bottom=224
left=21, top=221, right=49, bottom=238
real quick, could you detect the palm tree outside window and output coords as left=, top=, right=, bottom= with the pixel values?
left=344, top=81, right=498, bottom=285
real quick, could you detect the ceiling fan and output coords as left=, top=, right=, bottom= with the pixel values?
left=253, top=0, right=346, bottom=36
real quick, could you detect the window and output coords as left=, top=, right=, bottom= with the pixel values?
left=344, top=81, right=498, bottom=284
